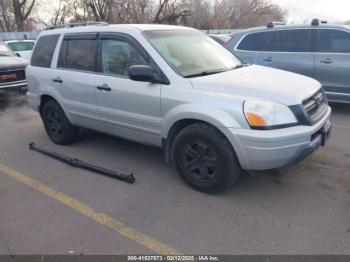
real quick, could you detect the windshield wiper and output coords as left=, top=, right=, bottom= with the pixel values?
left=184, top=68, right=231, bottom=78
left=184, top=64, right=250, bottom=78
left=233, top=63, right=250, bottom=69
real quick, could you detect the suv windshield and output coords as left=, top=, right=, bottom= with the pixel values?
left=0, top=42, right=15, bottom=57
left=7, top=41, right=34, bottom=52
left=143, top=30, right=243, bottom=78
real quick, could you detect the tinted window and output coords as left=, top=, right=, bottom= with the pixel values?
left=264, top=30, right=311, bottom=52
left=318, top=29, right=350, bottom=53
left=236, top=32, right=269, bottom=51
left=59, top=39, right=96, bottom=71
left=31, top=35, right=59, bottom=67
left=101, top=39, right=147, bottom=76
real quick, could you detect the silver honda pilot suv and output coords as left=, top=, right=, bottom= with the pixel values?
left=26, top=23, right=332, bottom=193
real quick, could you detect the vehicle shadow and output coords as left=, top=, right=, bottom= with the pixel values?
left=329, top=102, right=350, bottom=114
left=0, top=93, right=10, bottom=111
left=0, top=93, right=27, bottom=112
left=77, top=127, right=301, bottom=197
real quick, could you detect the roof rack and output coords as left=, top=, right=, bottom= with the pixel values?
left=45, top=21, right=108, bottom=30
left=267, top=21, right=286, bottom=28
left=311, top=18, right=327, bottom=26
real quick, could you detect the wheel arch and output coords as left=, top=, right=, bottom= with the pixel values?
left=39, top=94, right=56, bottom=115
left=38, top=94, right=72, bottom=123
left=161, top=104, right=242, bottom=138
left=162, top=109, right=243, bottom=165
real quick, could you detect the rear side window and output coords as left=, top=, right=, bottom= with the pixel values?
left=236, top=32, right=269, bottom=51
left=31, top=35, right=59, bottom=68
left=264, top=30, right=311, bottom=52
left=58, top=39, right=96, bottom=72
left=318, top=29, right=350, bottom=53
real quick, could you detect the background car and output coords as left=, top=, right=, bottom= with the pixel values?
left=5, top=39, right=36, bottom=61
left=225, top=19, right=350, bottom=103
left=208, top=34, right=231, bottom=45
left=0, top=41, right=27, bottom=93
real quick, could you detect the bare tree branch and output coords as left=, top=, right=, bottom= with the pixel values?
left=13, top=0, right=36, bottom=31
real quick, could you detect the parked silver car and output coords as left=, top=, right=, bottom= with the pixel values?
left=26, top=23, right=331, bottom=193
left=226, top=19, right=350, bottom=103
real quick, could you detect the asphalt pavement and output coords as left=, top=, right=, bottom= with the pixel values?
left=0, top=94, right=349, bottom=255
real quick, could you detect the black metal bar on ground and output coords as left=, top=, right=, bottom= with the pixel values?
left=29, top=143, right=135, bottom=184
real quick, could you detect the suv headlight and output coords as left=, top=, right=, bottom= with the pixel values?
left=243, top=100, right=298, bottom=129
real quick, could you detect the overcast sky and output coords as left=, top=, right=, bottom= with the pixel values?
left=274, top=0, right=350, bottom=23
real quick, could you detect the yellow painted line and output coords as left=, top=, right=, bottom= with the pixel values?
left=0, top=163, right=180, bottom=255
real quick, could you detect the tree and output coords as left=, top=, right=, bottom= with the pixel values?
left=182, top=0, right=211, bottom=29
left=0, top=0, right=15, bottom=31
left=83, top=0, right=191, bottom=25
left=85, top=0, right=112, bottom=21
left=13, top=0, right=36, bottom=31
left=31, top=0, right=286, bottom=31
left=50, top=0, right=68, bottom=26
left=152, top=0, right=190, bottom=24
left=65, top=0, right=92, bottom=23
left=103, top=0, right=152, bottom=24
left=122, top=0, right=152, bottom=24
left=213, top=0, right=285, bottom=29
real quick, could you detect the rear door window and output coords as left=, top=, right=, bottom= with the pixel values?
left=317, top=29, right=350, bottom=53
left=264, top=29, right=312, bottom=52
left=236, top=32, right=269, bottom=51
left=31, top=34, right=59, bottom=68
left=58, top=36, right=96, bottom=72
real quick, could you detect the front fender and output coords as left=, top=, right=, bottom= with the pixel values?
left=161, top=103, right=242, bottom=138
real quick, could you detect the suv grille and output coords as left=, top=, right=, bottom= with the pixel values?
left=303, top=90, right=328, bottom=123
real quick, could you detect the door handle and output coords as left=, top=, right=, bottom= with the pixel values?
left=97, top=84, right=111, bottom=92
left=263, top=57, right=274, bottom=62
left=52, top=77, right=63, bottom=83
left=320, top=58, right=334, bottom=64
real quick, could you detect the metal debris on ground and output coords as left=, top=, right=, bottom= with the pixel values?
left=29, top=143, right=135, bottom=184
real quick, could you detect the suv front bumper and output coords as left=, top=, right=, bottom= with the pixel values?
left=229, top=106, right=332, bottom=170
left=0, top=80, right=27, bottom=93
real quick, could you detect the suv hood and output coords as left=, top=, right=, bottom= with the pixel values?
left=190, top=65, right=321, bottom=105
left=0, top=56, right=28, bottom=70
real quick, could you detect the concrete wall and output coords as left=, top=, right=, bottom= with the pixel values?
left=0, top=32, right=39, bottom=41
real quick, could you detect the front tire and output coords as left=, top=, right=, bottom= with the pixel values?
left=172, top=123, right=241, bottom=193
left=42, top=100, right=78, bottom=145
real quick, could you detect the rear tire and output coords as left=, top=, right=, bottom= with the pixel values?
left=42, top=100, right=78, bottom=145
left=172, top=123, right=241, bottom=194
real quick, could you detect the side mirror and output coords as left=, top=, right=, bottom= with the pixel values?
left=128, top=65, right=154, bottom=83
left=16, top=53, right=21, bottom=57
